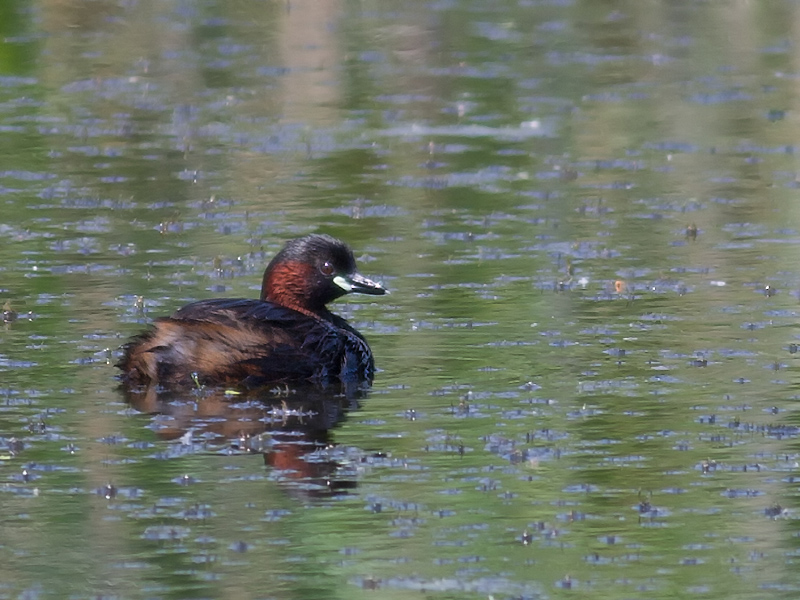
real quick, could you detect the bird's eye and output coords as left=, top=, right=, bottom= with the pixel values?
left=320, top=261, right=335, bottom=276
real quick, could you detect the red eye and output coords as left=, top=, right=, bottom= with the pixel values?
left=320, top=261, right=335, bottom=276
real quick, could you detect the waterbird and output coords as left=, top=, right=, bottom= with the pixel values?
left=118, top=234, right=387, bottom=387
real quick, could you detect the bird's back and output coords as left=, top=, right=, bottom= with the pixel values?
left=118, top=298, right=375, bottom=386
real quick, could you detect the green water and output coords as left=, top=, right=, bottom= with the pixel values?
left=1, top=1, right=800, bottom=598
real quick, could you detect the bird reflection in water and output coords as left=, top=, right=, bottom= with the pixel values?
left=121, top=382, right=367, bottom=497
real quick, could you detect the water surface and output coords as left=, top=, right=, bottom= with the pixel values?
left=2, top=1, right=800, bottom=598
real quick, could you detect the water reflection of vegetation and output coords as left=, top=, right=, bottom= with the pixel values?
left=1, top=0, right=800, bottom=597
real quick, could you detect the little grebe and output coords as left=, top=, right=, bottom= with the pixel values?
left=118, top=234, right=387, bottom=387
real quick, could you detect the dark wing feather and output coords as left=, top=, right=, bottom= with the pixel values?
left=120, top=300, right=317, bottom=384
left=328, top=313, right=375, bottom=382
left=119, top=299, right=374, bottom=386
left=171, top=298, right=305, bottom=323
